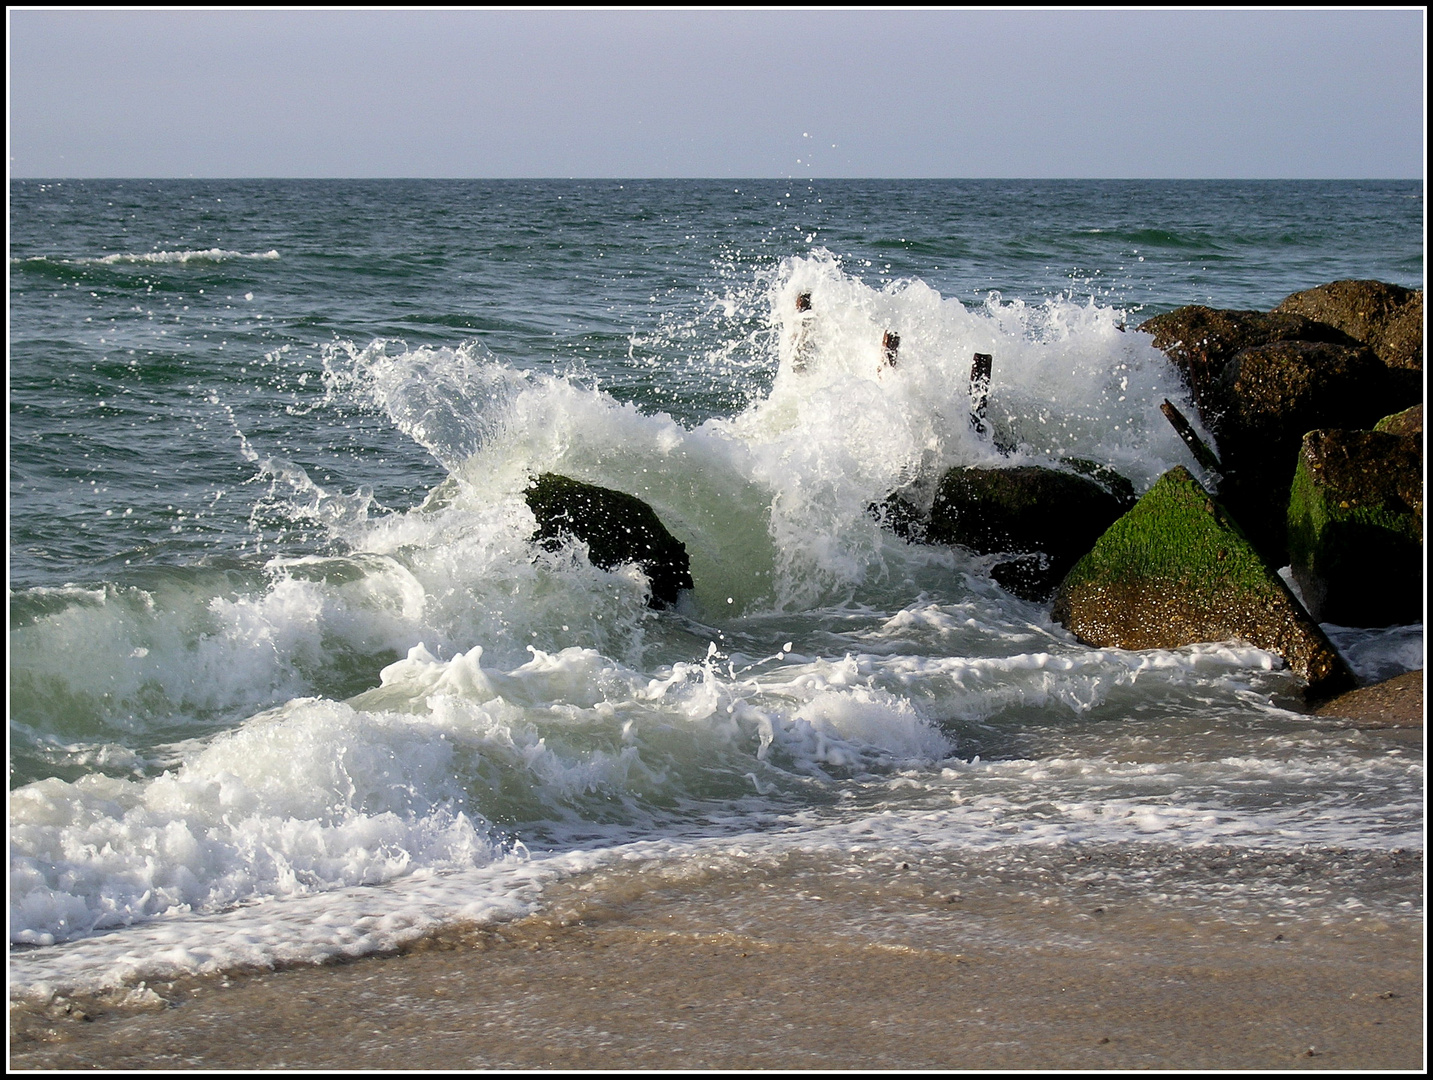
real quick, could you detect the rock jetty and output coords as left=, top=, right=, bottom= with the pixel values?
left=572, top=278, right=1422, bottom=700
left=1136, top=285, right=1417, bottom=565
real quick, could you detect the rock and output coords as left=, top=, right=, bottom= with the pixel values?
left=1374, top=403, right=1423, bottom=441
left=927, top=466, right=1129, bottom=600
left=1286, top=429, right=1422, bottom=627
left=1212, top=340, right=1388, bottom=440
left=1060, top=457, right=1138, bottom=511
left=1136, top=305, right=1357, bottom=423
left=1210, top=339, right=1388, bottom=563
left=1313, top=669, right=1423, bottom=728
left=525, top=474, right=693, bottom=608
left=870, top=490, right=928, bottom=542
left=1052, top=466, right=1354, bottom=698
left=989, top=552, right=1061, bottom=600
left=1274, top=281, right=1423, bottom=406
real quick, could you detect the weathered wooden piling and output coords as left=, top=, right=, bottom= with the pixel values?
left=1159, top=399, right=1223, bottom=474
left=970, top=352, right=993, bottom=434
left=881, top=331, right=900, bottom=368
left=792, top=292, right=814, bottom=372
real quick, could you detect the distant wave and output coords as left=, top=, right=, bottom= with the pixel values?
left=12, top=248, right=281, bottom=267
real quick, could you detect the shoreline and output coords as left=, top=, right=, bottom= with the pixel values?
left=12, top=848, right=1424, bottom=1071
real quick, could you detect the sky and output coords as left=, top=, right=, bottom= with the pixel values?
left=7, top=8, right=1425, bottom=179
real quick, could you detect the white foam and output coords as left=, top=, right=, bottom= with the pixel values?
left=1321, top=622, right=1424, bottom=684
left=12, top=742, right=1421, bottom=1004
left=9, top=638, right=967, bottom=952
left=10, top=695, right=500, bottom=946
left=77, top=248, right=281, bottom=265
left=320, top=338, right=528, bottom=471
left=8, top=848, right=573, bottom=1004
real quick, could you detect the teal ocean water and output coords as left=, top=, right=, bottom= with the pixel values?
left=9, top=179, right=1423, bottom=1002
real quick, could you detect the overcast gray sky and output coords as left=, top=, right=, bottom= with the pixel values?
left=7, top=8, right=1425, bottom=178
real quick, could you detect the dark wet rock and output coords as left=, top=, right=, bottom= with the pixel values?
left=870, top=490, right=928, bottom=542
left=1374, top=403, right=1423, bottom=442
left=1211, top=340, right=1387, bottom=441
left=1210, top=339, right=1388, bottom=564
left=1313, top=669, right=1423, bottom=728
left=1286, top=429, right=1422, bottom=627
left=1060, top=457, right=1138, bottom=511
left=1136, top=305, right=1357, bottom=423
left=989, top=553, right=1061, bottom=600
left=927, top=466, right=1128, bottom=600
left=525, top=474, right=693, bottom=608
left=1052, top=466, right=1354, bottom=698
left=1274, top=281, right=1423, bottom=406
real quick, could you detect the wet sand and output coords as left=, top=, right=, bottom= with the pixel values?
left=11, top=849, right=1424, bottom=1071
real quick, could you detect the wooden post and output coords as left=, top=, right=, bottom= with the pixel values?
left=1160, top=399, right=1223, bottom=474
left=881, top=330, right=900, bottom=368
left=969, top=352, right=993, bottom=434
left=791, top=292, right=814, bottom=373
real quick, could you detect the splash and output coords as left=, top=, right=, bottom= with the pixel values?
left=300, top=253, right=1202, bottom=617
left=320, top=338, right=531, bottom=471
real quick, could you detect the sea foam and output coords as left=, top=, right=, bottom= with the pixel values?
left=9, top=252, right=1420, bottom=1005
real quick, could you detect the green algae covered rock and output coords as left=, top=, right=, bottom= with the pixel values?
left=1053, top=466, right=1353, bottom=698
left=1374, top=403, right=1423, bottom=441
left=525, top=474, right=693, bottom=608
left=1210, top=338, right=1388, bottom=564
left=1286, top=429, right=1422, bottom=627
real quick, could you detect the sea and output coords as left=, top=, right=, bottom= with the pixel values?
left=8, top=179, right=1424, bottom=1009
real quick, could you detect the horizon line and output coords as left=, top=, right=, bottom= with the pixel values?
left=10, top=175, right=1425, bottom=183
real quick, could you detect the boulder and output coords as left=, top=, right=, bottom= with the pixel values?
left=1374, top=403, right=1423, bottom=441
left=1060, top=457, right=1138, bottom=511
left=1286, top=429, right=1422, bottom=627
left=525, top=474, right=693, bottom=608
left=1052, top=466, right=1354, bottom=698
left=1274, top=281, right=1423, bottom=407
left=1209, top=339, right=1388, bottom=564
left=989, top=552, right=1062, bottom=600
left=927, top=466, right=1129, bottom=600
left=1313, top=669, right=1423, bottom=729
left=870, top=490, right=928, bottom=542
left=1136, top=305, right=1357, bottom=424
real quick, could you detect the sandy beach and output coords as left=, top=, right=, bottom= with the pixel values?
left=11, top=842, right=1423, bottom=1071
